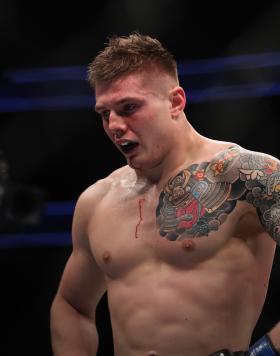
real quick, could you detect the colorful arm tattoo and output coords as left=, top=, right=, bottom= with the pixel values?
left=156, top=146, right=280, bottom=243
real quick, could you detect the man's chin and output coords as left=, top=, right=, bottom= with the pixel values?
left=127, top=156, right=158, bottom=172
left=127, top=158, right=141, bottom=170
left=127, top=156, right=146, bottom=170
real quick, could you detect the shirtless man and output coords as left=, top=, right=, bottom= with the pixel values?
left=50, top=33, right=280, bottom=355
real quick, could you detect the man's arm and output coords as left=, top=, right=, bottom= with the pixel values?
left=241, top=151, right=280, bottom=355
left=249, top=330, right=280, bottom=355
left=268, top=324, right=280, bottom=353
left=238, top=150, right=280, bottom=244
left=50, top=188, right=106, bottom=356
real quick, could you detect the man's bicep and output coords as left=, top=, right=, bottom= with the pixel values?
left=57, top=247, right=106, bottom=317
left=257, top=203, right=280, bottom=245
left=56, top=184, right=107, bottom=315
left=243, top=152, right=280, bottom=244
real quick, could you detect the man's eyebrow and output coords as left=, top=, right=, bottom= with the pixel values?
left=95, top=97, right=142, bottom=112
left=94, top=105, right=105, bottom=113
left=117, top=97, right=140, bottom=103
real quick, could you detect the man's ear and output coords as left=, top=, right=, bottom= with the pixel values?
left=169, top=86, right=186, bottom=118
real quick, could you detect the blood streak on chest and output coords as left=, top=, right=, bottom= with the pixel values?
left=135, top=198, right=146, bottom=238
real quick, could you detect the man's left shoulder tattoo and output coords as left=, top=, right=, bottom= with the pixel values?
left=156, top=146, right=280, bottom=243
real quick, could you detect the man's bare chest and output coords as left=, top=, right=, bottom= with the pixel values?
left=88, top=177, right=250, bottom=277
left=89, top=145, right=280, bottom=277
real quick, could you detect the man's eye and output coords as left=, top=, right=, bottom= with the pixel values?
left=123, top=103, right=137, bottom=113
left=101, top=111, right=110, bottom=120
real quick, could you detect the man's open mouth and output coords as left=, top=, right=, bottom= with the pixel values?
left=119, top=142, right=139, bottom=154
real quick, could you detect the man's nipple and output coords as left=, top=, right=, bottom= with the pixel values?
left=181, top=238, right=196, bottom=251
left=102, top=250, right=112, bottom=263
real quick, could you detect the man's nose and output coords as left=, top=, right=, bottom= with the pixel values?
left=108, top=112, right=127, bottom=137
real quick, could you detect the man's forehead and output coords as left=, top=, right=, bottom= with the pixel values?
left=95, top=70, right=173, bottom=106
left=95, top=74, right=154, bottom=108
left=95, top=72, right=148, bottom=93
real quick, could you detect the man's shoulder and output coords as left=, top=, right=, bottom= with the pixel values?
left=199, top=143, right=280, bottom=185
left=237, top=147, right=280, bottom=174
left=210, top=144, right=280, bottom=168
left=77, top=165, right=132, bottom=207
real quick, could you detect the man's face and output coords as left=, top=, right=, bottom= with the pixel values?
left=94, top=70, right=178, bottom=171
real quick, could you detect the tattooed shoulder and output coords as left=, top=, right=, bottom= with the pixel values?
left=238, top=149, right=280, bottom=243
left=156, top=146, right=280, bottom=243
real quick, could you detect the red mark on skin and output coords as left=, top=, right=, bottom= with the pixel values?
left=135, top=198, right=146, bottom=238
left=102, top=251, right=112, bottom=263
left=181, top=239, right=196, bottom=251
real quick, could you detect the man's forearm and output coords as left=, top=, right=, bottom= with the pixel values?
left=268, top=323, right=280, bottom=353
left=50, top=296, right=99, bottom=356
left=248, top=324, right=280, bottom=355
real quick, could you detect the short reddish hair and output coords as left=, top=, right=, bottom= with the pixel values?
left=88, top=32, right=178, bottom=88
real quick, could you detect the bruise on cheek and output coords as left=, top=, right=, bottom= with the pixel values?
left=102, top=250, right=112, bottom=263
left=181, top=239, right=196, bottom=251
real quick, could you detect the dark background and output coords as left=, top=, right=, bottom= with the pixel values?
left=1, top=0, right=280, bottom=355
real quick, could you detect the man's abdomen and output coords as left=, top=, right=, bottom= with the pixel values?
left=107, top=255, right=266, bottom=356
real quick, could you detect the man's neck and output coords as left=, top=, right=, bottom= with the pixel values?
left=135, top=123, right=206, bottom=190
